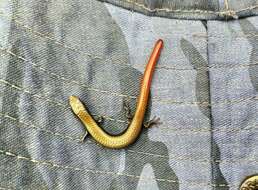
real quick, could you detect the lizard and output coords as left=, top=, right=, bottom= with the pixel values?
left=69, top=39, right=163, bottom=149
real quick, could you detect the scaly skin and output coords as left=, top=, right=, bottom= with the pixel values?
left=69, top=39, right=163, bottom=149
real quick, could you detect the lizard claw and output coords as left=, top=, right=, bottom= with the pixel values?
left=144, top=116, right=162, bottom=128
left=79, top=131, right=88, bottom=142
left=123, top=100, right=133, bottom=122
left=94, top=115, right=104, bottom=123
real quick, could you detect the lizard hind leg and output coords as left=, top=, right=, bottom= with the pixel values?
left=78, top=115, right=103, bottom=142
left=123, top=99, right=133, bottom=123
left=144, top=116, right=162, bottom=128
left=93, top=115, right=104, bottom=124
left=122, top=99, right=162, bottom=128
left=79, top=132, right=89, bottom=143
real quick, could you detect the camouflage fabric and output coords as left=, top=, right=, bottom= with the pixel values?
left=0, top=0, right=258, bottom=189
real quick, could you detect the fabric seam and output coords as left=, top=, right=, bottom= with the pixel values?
left=1, top=72, right=258, bottom=109
left=100, top=0, right=258, bottom=19
left=103, top=0, right=256, bottom=14
left=1, top=111, right=257, bottom=162
left=2, top=14, right=258, bottom=71
left=0, top=149, right=244, bottom=187
left=224, top=0, right=229, bottom=11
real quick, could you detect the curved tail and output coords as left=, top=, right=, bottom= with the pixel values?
left=69, top=39, right=163, bottom=149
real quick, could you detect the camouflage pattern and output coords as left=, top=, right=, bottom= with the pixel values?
left=0, top=0, right=258, bottom=189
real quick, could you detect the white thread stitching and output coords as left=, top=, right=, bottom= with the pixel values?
left=2, top=14, right=258, bottom=72
left=0, top=148, right=235, bottom=187
left=1, top=76, right=258, bottom=115
left=0, top=78, right=129, bottom=124
left=107, top=0, right=258, bottom=17
left=1, top=111, right=258, bottom=163
left=0, top=149, right=181, bottom=184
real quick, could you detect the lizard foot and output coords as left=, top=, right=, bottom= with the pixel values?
left=144, top=116, right=162, bottom=128
left=79, top=116, right=102, bottom=143
left=79, top=131, right=88, bottom=142
left=123, top=99, right=133, bottom=122
left=93, top=115, right=104, bottom=124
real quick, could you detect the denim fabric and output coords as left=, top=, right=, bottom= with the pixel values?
left=98, top=0, right=258, bottom=20
left=0, top=0, right=258, bottom=190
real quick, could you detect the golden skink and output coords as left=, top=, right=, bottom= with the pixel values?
left=69, top=39, right=163, bottom=149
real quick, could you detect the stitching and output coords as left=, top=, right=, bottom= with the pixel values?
left=0, top=112, right=199, bottom=163
left=0, top=19, right=256, bottom=168
left=0, top=5, right=254, bottom=189
left=1, top=75, right=258, bottom=133
left=1, top=15, right=258, bottom=71
left=1, top=18, right=257, bottom=107
left=0, top=79, right=68, bottom=109
left=220, top=0, right=238, bottom=19
left=0, top=149, right=180, bottom=184
left=1, top=111, right=258, bottom=163
left=2, top=33, right=258, bottom=73
left=237, top=5, right=258, bottom=13
left=4, top=0, right=258, bottom=16
left=0, top=49, right=137, bottom=99
left=0, top=149, right=234, bottom=187
left=0, top=13, right=133, bottom=66
left=0, top=13, right=194, bottom=72
left=0, top=53, right=208, bottom=105
left=10, top=15, right=258, bottom=71
left=105, top=0, right=258, bottom=17
left=157, top=57, right=258, bottom=70
left=0, top=12, right=195, bottom=72
left=0, top=12, right=216, bottom=72
left=0, top=14, right=103, bottom=60
left=1, top=76, right=258, bottom=120
left=2, top=12, right=201, bottom=43
left=2, top=14, right=258, bottom=72
left=0, top=78, right=129, bottom=124
left=0, top=186, right=13, bottom=190
left=224, top=0, right=229, bottom=10
left=193, top=33, right=258, bottom=39
left=2, top=103, right=258, bottom=137
left=134, top=124, right=258, bottom=133
left=122, top=0, right=216, bottom=14
left=2, top=50, right=258, bottom=106
left=211, top=184, right=232, bottom=188
left=157, top=61, right=258, bottom=71
left=0, top=112, right=81, bottom=142
left=155, top=95, right=258, bottom=105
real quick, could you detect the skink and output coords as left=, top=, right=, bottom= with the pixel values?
left=69, top=39, right=163, bottom=149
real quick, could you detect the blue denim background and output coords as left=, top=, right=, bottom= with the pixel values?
left=0, top=0, right=258, bottom=189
